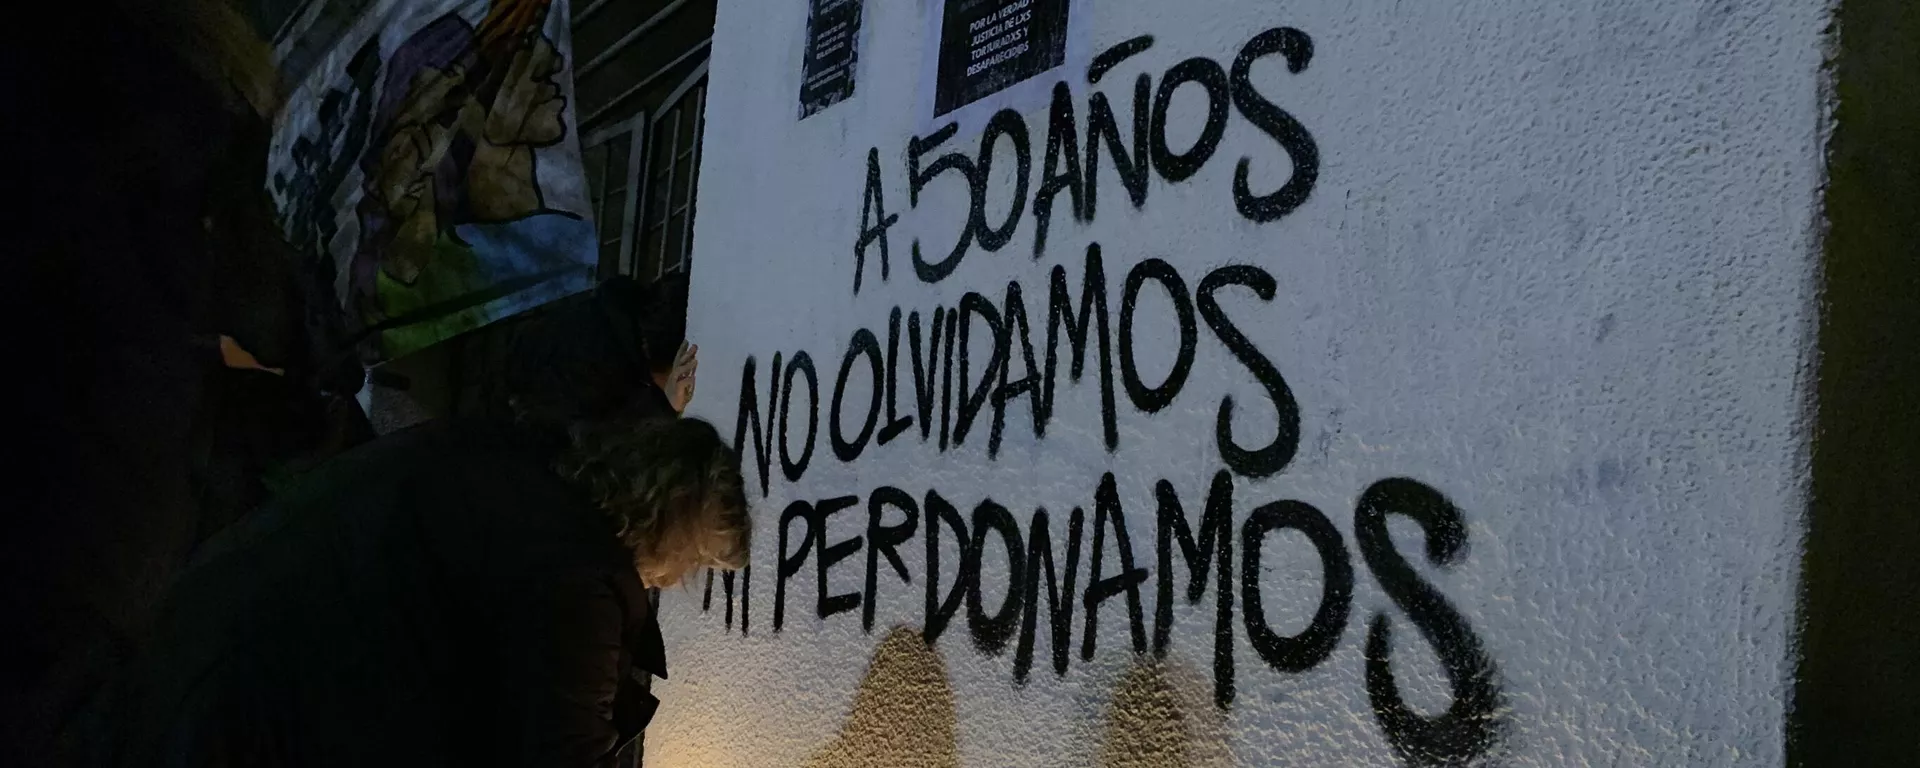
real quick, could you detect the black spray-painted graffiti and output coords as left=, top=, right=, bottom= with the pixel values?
left=709, top=27, right=1505, bottom=768
left=853, top=28, right=1318, bottom=293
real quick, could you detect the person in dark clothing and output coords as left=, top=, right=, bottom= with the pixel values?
left=633, top=272, right=697, bottom=414
left=492, top=274, right=697, bottom=427
left=188, top=112, right=376, bottom=546
left=9, top=1, right=291, bottom=763
left=117, top=415, right=747, bottom=768
left=110, top=275, right=749, bottom=767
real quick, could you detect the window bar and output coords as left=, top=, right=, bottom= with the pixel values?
left=577, top=0, right=695, bottom=78
left=579, top=39, right=713, bottom=129
left=618, top=117, right=648, bottom=277
left=631, top=125, right=654, bottom=280
left=654, top=107, right=682, bottom=278
left=572, top=0, right=616, bottom=29
left=673, top=84, right=706, bottom=274
left=595, top=140, right=615, bottom=235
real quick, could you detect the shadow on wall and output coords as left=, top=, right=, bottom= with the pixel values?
left=806, top=626, right=1227, bottom=768
left=1098, top=661, right=1230, bottom=768
left=805, top=627, right=961, bottom=768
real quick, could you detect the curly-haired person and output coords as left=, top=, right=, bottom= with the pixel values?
left=111, top=282, right=748, bottom=768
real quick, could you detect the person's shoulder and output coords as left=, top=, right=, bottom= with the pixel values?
left=435, top=417, right=563, bottom=452
left=402, top=419, right=571, bottom=488
left=283, top=419, right=560, bottom=506
left=392, top=420, right=622, bottom=571
left=419, top=419, right=607, bottom=518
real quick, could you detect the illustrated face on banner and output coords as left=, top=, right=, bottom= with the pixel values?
left=355, top=7, right=574, bottom=314
left=271, top=0, right=596, bottom=363
left=470, top=30, right=569, bottom=216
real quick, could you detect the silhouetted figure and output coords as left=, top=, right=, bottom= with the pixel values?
left=112, top=290, right=750, bottom=765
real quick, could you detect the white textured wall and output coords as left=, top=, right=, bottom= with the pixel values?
left=661, top=1, right=1832, bottom=765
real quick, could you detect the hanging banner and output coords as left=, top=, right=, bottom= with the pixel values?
left=269, top=0, right=598, bottom=363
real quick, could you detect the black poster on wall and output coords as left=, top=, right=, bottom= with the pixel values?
left=800, top=0, right=862, bottom=119
left=933, top=0, right=1070, bottom=118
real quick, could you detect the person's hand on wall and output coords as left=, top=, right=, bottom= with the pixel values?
left=668, top=342, right=697, bottom=414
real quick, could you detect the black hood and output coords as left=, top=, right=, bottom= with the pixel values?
left=500, top=277, right=674, bottom=431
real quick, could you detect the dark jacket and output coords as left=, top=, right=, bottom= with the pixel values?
left=117, top=419, right=664, bottom=768
left=188, top=118, right=374, bottom=546
left=490, top=276, right=677, bottom=428
left=11, top=6, right=250, bottom=764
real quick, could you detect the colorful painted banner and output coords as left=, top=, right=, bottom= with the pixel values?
left=269, top=0, right=596, bottom=363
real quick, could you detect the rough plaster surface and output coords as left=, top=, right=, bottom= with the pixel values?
left=803, top=628, right=960, bottom=768
left=658, top=1, right=1833, bottom=765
